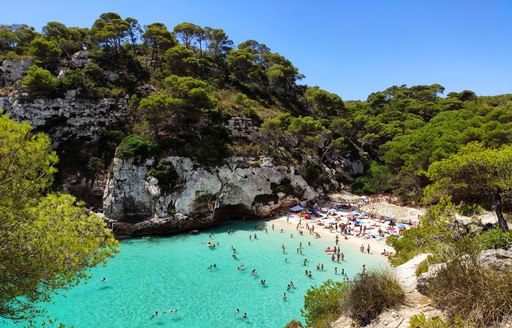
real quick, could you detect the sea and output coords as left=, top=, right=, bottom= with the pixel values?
left=3, top=219, right=389, bottom=328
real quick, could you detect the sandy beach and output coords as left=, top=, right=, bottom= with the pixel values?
left=268, top=214, right=392, bottom=259
left=265, top=192, right=426, bottom=260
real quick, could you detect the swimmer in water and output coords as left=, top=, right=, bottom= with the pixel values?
left=167, top=309, right=177, bottom=313
left=243, top=313, right=247, bottom=319
left=234, top=308, right=240, bottom=315
left=150, top=311, right=158, bottom=319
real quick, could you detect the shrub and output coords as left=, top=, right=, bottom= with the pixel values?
left=475, top=228, right=512, bottom=250
left=147, top=159, right=178, bottom=193
left=21, top=65, right=59, bottom=97
left=408, top=313, right=474, bottom=328
left=301, top=279, right=347, bottom=328
left=116, top=135, right=157, bottom=163
left=428, top=258, right=512, bottom=326
left=342, top=270, right=405, bottom=326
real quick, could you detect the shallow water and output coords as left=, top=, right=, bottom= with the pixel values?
left=3, top=219, right=389, bottom=328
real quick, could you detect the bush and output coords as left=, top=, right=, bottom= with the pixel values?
left=147, top=159, right=178, bottom=193
left=428, top=258, right=512, bottom=326
left=342, top=270, right=405, bottom=326
left=116, top=135, right=157, bottom=163
left=408, top=313, right=474, bottom=328
left=301, top=279, right=347, bottom=328
left=21, top=65, right=59, bottom=97
left=475, top=228, right=512, bottom=250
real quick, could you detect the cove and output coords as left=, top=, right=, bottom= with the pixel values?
left=4, top=219, right=389, bottom=328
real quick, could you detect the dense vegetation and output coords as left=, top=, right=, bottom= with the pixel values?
left=2, top=13, right=511, bottom=207
left=0, top=115, right=118, bottom=322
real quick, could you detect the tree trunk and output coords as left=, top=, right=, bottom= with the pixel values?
left=494, top=191, right=509, bottom=232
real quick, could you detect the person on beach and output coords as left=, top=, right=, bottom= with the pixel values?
left=367, top=244, right=371, bottom=254
left=342, top=253, right=345, bottom=261
left=360, top=244, right=364, bottom=252
left=272, top=224, right=275, bottom=230
left=281, top=229, right=284, bottom=233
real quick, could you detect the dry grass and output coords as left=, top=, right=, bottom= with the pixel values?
left=342, top=270, right=406, bottom=326
left=429, top=257, right=512, bottom=326
left=227, top=140, right=269, bottom=157
left=214, top=89, right=283, bottom=120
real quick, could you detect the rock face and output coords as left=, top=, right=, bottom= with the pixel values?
left=0, top=59, right=32, bottom=87
left=103, top=156, right=319, bottom=236
left=1, top=90, right=129, bottom=146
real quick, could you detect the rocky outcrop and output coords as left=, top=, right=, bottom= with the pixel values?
left=1, top=90, right=129, bottom=146
left=223, top=116, right=259, bottom=140
left=103, top=156, right=319, bottom=236
left=0, top=59, right=32, bottom=87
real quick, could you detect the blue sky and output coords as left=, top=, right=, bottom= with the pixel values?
left=1, top=0, right=511, bottom=100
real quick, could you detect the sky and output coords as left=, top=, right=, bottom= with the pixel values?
left=1, top=0, right=511, bottom=100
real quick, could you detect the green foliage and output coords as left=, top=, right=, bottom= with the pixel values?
left=475, top=228, right=512, bottom=250
left=305, top=86, right=345, bottom=118
left=351, top=161, right=392, bottom=194
left=86, top=156, right=104, bottom=173
left=408, top=313, right=474, bottom=328
left=301, top=279, right=347, bottom=328
left=343, top=270, right=406, bottom=326
left=0, top=115, right=118, bottom=321
left=425, top=142, right=512, bottom=231
left=147, top=159, right=179, bottom=192
left=28, top=36, right=61, bottom=71
left=116, top=135, right=157, bottom=162
left=21, top=65, right=59, bottom=97
left=387, top=199, right=456, bottom=266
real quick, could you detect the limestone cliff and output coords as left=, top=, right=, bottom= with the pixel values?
left=103, top=156, right=320, bottom=236
left=0, top=90, right=129, bottom=147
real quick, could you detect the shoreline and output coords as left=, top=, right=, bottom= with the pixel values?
left=267, top=214, right=394, bottom=261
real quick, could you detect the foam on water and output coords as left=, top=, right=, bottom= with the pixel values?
left=3, top=219, right=389, bottom=328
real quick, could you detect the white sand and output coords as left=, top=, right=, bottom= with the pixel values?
left=268, top=213, right=394, bottom=258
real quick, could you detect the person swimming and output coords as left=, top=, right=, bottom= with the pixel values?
left=150, top=311, right=158, bottom=319
left=234, top=308, right=240, bottom=315
left=243, top=312, right=247, bottom=319
left=166, top=309, right=177, bottom=313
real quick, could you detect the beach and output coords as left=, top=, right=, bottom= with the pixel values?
left=267, top=192, right=426, bottom=259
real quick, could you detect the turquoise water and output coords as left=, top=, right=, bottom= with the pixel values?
left=4, top=219, right=388, bottom=328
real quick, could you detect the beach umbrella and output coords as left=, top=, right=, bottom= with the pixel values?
left=386, top=217, right=394, bottom=221
left=352, top=210, right=359, bottom=214
left=396, top=223, right=407, bottom=229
